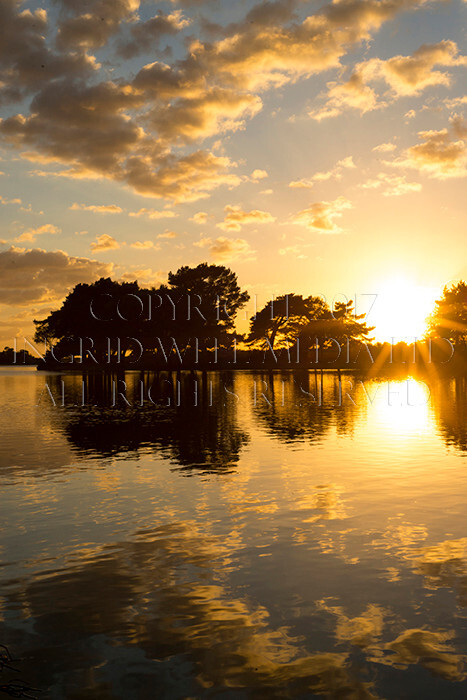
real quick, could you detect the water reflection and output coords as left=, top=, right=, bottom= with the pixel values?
left=431, top=376, right=467, bottom=452
left=2, top=522, right=381, bottom=698
left=412, top=538, right=467, bottom=607
left=43, top=372, right=250, bottom=475
left=1, top=369, right=467, bottom=698
left=251, top=371, right=353, bottom=444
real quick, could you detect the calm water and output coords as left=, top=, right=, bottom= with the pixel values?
left=1, top=368, right=467, bottom=699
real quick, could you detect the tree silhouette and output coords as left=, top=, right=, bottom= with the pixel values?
left=0, top=346, right=37, bottom=365
left=247, top=294, right=329, bottom=349
left=295, top=300, right=374, bottom=366
left=247, top=296, right=373, bottom=365
left=33, top=264, right=250, bottom=366
left=167, top=263, right=249, bottom=346
left=428, top=281, right=467, bottom=348
left=34, top=277, right=142, bottom=364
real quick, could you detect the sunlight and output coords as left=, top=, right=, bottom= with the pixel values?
left=369, top=276, right=440, bottom=343
left=371, top=378, right=434, bottom=440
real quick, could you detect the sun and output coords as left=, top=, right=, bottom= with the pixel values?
left=368, top=276, right=440, bottom=343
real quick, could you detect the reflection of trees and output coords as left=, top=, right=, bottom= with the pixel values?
left=430, top=376, right=467, bottom=452
left=252, top=371, right=360, bottom=444
left=3, top=522, right=380, bottom=699
left=44, top=372, right=249, bottom=475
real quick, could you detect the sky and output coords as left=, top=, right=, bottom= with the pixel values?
left=0, top=0, right=466, bottom=347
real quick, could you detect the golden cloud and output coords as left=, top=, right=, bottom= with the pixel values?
left=389, top=124, right=467, bottom=179
left=148, top=87, right=263, bottom=143
left=309, top=72, right=379, bottom=120
left=130, top=240, right=159, bottom=250
left=15, top=224, right=61, bottom=243
left=90, top=234, right=121, bottom=251
left=250, top=168, right=269, bottom=181
left=194, top=236, right=256, bottom=262
left=372, top=142, right=397, bottom=153
left=128, top=208, right=178, bottom=219
left=278, top=245, right=308, bottom=259
left=310, top=40, right=465, bottom=119
left=217, top=205, right=276, bottom=232
left=0, top=0, right=437, bottom=203
left=0, top=195, right=22, bottom=205
left=359, top=173, right=422, bottom=195
left=291, top=196, right=352, bottom=233
left=123, top=150, right=242, bottom=203
left=70, top=203, right=124, bottom=214
left=289, top=156, right=355, bottom=188
left=157, top=230, right=178, bottom=239
left=190, top=211, right=208, bottom=224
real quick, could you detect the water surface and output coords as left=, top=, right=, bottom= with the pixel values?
left=1, top=368, right=467, bottom=699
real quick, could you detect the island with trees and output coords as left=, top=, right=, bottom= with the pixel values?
left=3, top=263, right=466, bottom=374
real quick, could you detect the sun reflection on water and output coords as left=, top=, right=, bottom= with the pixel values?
left=369, top=378, right=434, bottom=439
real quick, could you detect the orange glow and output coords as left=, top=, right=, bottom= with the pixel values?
left=369, top=277, right=440, bottom=343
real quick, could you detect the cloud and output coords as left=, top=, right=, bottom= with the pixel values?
left=118, top=266, right=165, bottom=287
left=55, top=0, right=141, bottom=51
left=128, top=208, right=178, bottom=219
left=289, top=156, right=355, bottom=188
left=132, top=60, right=205, bottom=100
left=148, top=87, right=263, bottom=143
left=117, top=10, right=191, bottom=59
left=194, top=236, right=256, bottom=262
left=123, top=150, right=242, bottom=203
left=367, top=41, right=466, bottom=96
left=0, top=195, right=22, bottom=205
left=0, top=0, right=441, bottom=205
left=0, top=79, right=145, bottom=177
left=250, top=169, right=269, bottom=181
left=16, top=224, right=61, bottom=243
left=443, top=96, right=467, bottom=110
left=201, top=0, right=300, bottom=38
left=389, top=123, right=467, bottom=179
left=309, top=73, right=379, bottom=120
left=0, top=246, right=112, bottom=306
left=0, top=0, right=98, bottom=102
left=19, top=204, right=44, bottom=215
left=359, top=173, right=422, bottom=195
left=157, top=230, right=178, bottom=239
left=278, top=245, right=307, bottom=259
left=217, top=205, right=276, bottom=231
left=373, top=142, right=397, bottom=153
left=190, top=211, right=208, bottom=224
left=451, top=114, right=467, bottom=138
left=0, top=78, right=241, bottom=202
left=70, top=203, right=124, bottom=214
left=310, top=41, right=466, bottom=119
left=90, top=234, right=121, bottom=251
left=130, top=240, right=160, bottom=249
left=185, top=0, right=430, bottom=93
left=291, top=196, right=352, bottom=233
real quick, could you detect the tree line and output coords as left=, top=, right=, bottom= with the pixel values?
left=2, top=263, right=466, bottom=370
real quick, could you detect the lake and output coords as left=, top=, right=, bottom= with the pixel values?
left=0, top=367, right=467, bottom=699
